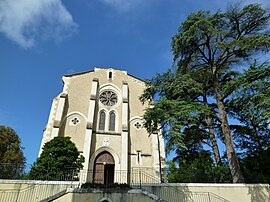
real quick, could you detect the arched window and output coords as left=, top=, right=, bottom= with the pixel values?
left=109, top=112, right=116, bottom=131
left=99, top=111, right=106, bottom=130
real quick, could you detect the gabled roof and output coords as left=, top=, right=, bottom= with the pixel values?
left=63, top=69, right=94, bottom=77
left=63, top=67, right=145, bottom=83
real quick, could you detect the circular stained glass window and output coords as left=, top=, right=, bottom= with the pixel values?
left=99, top=91, right=118, bottom=106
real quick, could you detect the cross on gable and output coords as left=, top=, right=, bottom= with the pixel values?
left=103, top=138, right=109, bottom=146
left=134, top=122, right=142, bottom=129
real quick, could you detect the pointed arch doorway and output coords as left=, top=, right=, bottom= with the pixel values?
left=93, top=151, right=115, bottom=185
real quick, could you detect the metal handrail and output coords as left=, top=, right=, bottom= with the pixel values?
left=133, top=171, right=230, bottom=202
left=0, top=181, right=78, bottom=202
left=0, top=168, right=230, bottom=202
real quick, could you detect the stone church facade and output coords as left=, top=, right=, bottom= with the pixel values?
left=39, top=68, right=165, bottom=184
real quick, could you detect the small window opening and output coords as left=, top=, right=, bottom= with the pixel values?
left=137, top=151, right=142, bottom=165
left=109, top=71, right=112, bottom=79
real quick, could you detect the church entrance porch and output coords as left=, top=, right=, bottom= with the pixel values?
left=93, top=151, right=115, bottom=185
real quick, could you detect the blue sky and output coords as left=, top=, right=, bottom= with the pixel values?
left=0, top=0, right=269, bottom=165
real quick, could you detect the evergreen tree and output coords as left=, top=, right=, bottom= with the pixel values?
left=0, top=126, right=25, bottom=179
left=142, top=3, right=270, bottom=183
left=170, top=3, right=270, bottom=182
left=227, top=62, right=270, bottom=183
left=29, top=136, right=84, bottom=180
left=167, top=126, right=231, bottom=183
left=228, top=62, right=270, bottom=155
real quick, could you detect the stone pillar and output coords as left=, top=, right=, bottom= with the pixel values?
left=81, top=78, right=98, bottom=183
left=39, top=93, right=65, bottom=156
left=121, top=81, right=129, bottom=183
left=151, top=132, right=162, bottom=181
left=51, top=94, right=66, bottom=138
left=39, top=98, right=57, bottom=156
left=158, top=132, right=166, bottom=182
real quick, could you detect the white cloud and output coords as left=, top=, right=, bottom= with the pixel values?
left=0, top=0, right=76, bottom=48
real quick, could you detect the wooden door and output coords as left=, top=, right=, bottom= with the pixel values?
left=93, top=151, right=115, bottom=184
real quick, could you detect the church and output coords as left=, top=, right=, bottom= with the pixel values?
left=39, top=68, right=165, bottom=184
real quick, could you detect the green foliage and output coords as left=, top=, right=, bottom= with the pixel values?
left=172, top=3, right=270, bottom=71
left=0, top=126, right=25, bottom=179
left=240, top=148, right=270, bottom=183
left=167, top=126, right=231, bottom=183
left=167, top=151, right=231, bottom=183
left=141, top=70, right=211, bottom=153
left=0, top=126, right=26, bottom=164
left=228, top=62, right=270, bottom=155
left=171, top=3, right=270, bottom=183
left=29, top=136, right=84, bottom=180
left=142, top=3, right=270, bottom=183
left=170, top=126, right=208, bottom=160
left=225, top=62, right=270, bottom=183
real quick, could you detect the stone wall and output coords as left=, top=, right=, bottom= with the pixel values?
left=0, top=180, right=79, bottom=202
left=174, top=183, right=270, bottom=202
left=0, top=180, right=269, bottom=202
left=52, top=184, right=270, bottom=202
left=54, top=189, right=156, bottom=202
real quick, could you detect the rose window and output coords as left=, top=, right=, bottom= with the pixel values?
left=99, top=91, right=118, bottom=106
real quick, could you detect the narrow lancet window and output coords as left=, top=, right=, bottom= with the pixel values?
left=109, top=111, right=116, bottom=131
left=137, top=151, right=142, bottom=165
left=99, top=111, right=106, bottom=130
left=109, top=71, right=112, bottom=79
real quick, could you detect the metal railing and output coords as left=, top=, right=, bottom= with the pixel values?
left=0, top=164, right=80, bottom=181
left=0, top=164, right=230, bottom=202
left=78, top=169, right=230, bottom=202
left=78, top=169, right=162, bottom=186
left=133, top=171, right=230, bottom=202
left=0, top=181, right=79, bottom=202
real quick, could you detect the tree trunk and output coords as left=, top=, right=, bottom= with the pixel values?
left=203, top=95, right=221, bottom=165
left=205, top=116, right=221, bottom=165
left=213, top=77, right=244, bottom=183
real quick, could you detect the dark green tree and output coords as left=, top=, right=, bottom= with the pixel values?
left=0, top=126, right=25, bottom=179
left=141, top=70, right=213, bottom=155
left=141, top=66, right=226, bottom=168
left=228, top=62, right=270, bottom=155
left=227, top=62, right=270, bottom=183
left=29, top=136, right=84, bottom=180
left=140, top=69, right=226, bottom=186
left=167, top=126, right=231, bottom=183
left=171, top=3, right=270, bottom=182
left=240, top=148, right=270, bottom=183
left=168, top=152, right=231, bottom=183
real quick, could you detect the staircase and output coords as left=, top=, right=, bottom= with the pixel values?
left=130, top=171, right=230, bottom=202
left=0, top=171, right=230, bottom=202
left=0, top=180, right=79, bottom=202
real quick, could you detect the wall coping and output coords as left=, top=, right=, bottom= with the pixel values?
left=0, top=179, right=80, bottom=185
left=168, top=183, right=270, bottom=187
left=0, top=180, right=268, bottom=188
